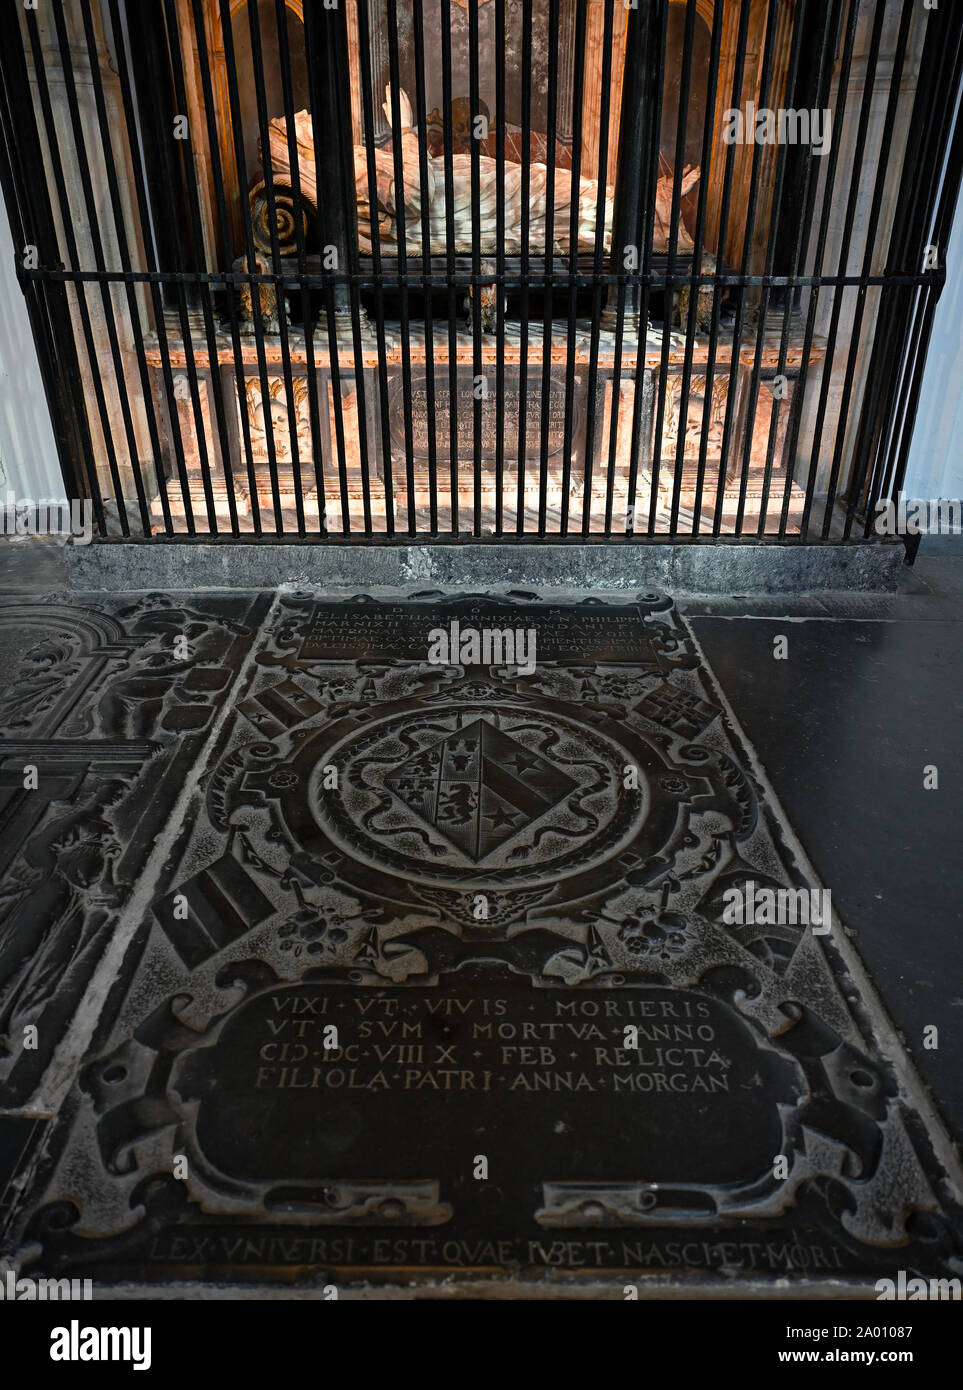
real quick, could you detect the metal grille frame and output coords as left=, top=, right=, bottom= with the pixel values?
left=0, top=0, right=960, bottom=552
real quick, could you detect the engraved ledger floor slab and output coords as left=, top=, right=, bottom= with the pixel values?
left=3, top=589, right=961, bottom=1295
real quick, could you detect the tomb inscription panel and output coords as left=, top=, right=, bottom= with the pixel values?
left=387, top=366, right=585, bottom=468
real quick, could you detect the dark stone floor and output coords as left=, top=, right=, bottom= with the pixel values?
left=683, top=536, right=963, bottom=1149
left=0, top=537, right=960, bottom=1297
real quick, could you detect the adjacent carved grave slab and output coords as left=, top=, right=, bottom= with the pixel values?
left=0, top=594, right=270, bottom=1105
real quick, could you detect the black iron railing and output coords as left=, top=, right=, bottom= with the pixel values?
left=0, top=0, right=960, bottom=545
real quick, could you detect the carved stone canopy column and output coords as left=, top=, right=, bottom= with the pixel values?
left=555, top=0, right=577, bottom=148
left=364, top=0, right=393, bottom=146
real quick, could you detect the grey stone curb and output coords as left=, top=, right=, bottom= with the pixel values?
left=65, top=539, right=905, bottom=594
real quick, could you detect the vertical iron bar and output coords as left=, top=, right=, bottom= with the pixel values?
left=93, top=0, right=230, bottom=537
left=882, top=99, right=963, bottom=529
left=468, top=0, right=483, bottom=537
left=537, top=0, right=561, bottom=536
left=802, top=0, right=887, bottom=538
left=887, top=289, right=946, bottom=527
left=183, top=0, right=263, bottom=536
left=607, top=0, right=655, bottom=332
left=315, top=0, right=370, bottom=536
left=331, top=0, right=373, bottom=538
left=218, top=0, right=285, bottom=532
left=663, top=0, right=700, bottom=536
left=710, top=0, right=781, bottom=538
left=355, top=0, right=396, bottom=536
left=515, top=0, right=534, bottom=534
left=559, top=0, right=587, bottom=534
left=690, top=0, right=751, bottom=536
left=24, top=6, right=138, bottom=535
left=837, top=1, right=914, bottom=539
left=439, top=0, right=460, bottom=533
left=336, top=1, right=377, bottom=536
left=123, top=0, right=205, bottom=309
left=412, top=0, right=439, bottom=534
left=162, top=0, right=230, bottom=536
left=56, top=2, right=156, bottom=537
left=41, top=6, right=142, bottom=534
left=593, top=0, right=618, bottom=536
left=733, top=0, right=808, bottom=537
left=860, top=12, right=963, bottom=534
left=273, top=0, right=337, bottom=536
left=385, top=0, right=418, bottom=535
left=784, top=0, right=861, bottom=539
left=0, top=4, right=98, bottom=519
left=681, top=0, right=725, bottom=536
left=493, top=0, right=506, bottom=537
left=113, top=0, right=194, bottom=536
left=246, top=0, right=307, bottom=535
left=624, top=0, right=667, bottom=538
left=763, top=0, right=840, bottom=538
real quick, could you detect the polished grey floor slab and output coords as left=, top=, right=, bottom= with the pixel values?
left=689, top=612, right=963, bottom=1147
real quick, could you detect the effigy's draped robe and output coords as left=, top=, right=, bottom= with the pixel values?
left=261, top=105, right=698, bottom=257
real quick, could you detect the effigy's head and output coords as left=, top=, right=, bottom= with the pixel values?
left=382, top=85, right=414, bottom=133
